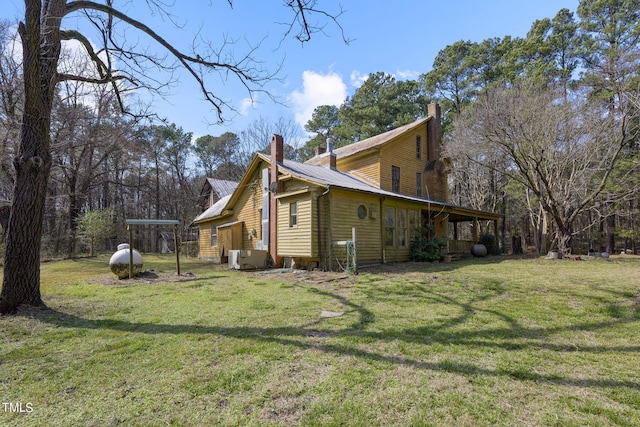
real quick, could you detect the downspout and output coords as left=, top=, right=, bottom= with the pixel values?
left=316, top=186, right=330, bottom=270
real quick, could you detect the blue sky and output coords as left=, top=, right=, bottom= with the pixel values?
left=2, top=0, right=581, bottom=142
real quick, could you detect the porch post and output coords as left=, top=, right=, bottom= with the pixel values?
left=473, top=218, right=479, bottom=243
left=174, top=224, right=181, bottom=276
left=128, top=224, right=133, bottom=279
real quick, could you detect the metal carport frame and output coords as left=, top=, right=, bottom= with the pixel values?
left=125, top=219, right=181, bottom=279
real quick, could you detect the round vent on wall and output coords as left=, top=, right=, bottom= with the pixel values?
left=357, top=205, right=368, bottom=220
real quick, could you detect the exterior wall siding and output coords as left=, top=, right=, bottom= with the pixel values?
left=277, top=194, right=313, bottom=257
left=317, top=189, right=330, bottom=268
left=196, top=166, right=263, bottom=259
left=236, top=171, right=262, bottom=251
left=328, top=189, right=382, bottom=264
left=379, top=127, right=429, bottom=197
left=338, top=154, right=381, bottom=188
left=333, top=123, right=432, bottom=199
left=197, top=222, right=219, bottom=258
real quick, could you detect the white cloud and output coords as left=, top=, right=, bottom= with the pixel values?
left=396, top=69, right=421, bottom=80
left=290, top=70, right=347, bottom=130
left=350, top=70, right=368, bottom=88
left=240, top=95, right=257, bottom=115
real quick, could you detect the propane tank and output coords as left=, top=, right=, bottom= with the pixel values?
left=109, top=243, right=143, bottom=279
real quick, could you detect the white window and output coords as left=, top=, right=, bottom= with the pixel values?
left=408, top=210, right=419, bottom=240
left=211, top=225, right=218, bottom=247
left=398, top=209, right=407, bottom=247
left=290, top=202, right=298, bottom=227
left=384, top=207, right=395, bottom=247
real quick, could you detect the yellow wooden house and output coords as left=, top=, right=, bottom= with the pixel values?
left=193, top=104, right=501, bottom=269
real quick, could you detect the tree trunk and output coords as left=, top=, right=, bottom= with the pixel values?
left=67, top=178, right=79, bottom=258
left=0, top=117, right=53, bottom=313
left=606, top=214, right=616, bottom=254
left=556, top=224, right=572, bottom=257
left=512, top=234, right=523, bottom=255
left=0, top=0, right=63, bottom=314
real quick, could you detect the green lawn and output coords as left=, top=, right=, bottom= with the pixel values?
left=2, top=255, right=640, bottom=426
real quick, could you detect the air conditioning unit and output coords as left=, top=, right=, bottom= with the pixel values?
left=228, top=250, right=268, bottom=270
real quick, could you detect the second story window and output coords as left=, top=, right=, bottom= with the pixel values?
left=425, top=130, right=430, bottom=160
left=392, top=166, right=400, bottom=193
left=416, top=172, right=422, bottom=197
left=416, top=134, right=422, bottom=158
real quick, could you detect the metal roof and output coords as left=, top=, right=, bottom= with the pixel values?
left=276, top=157, right=500, bottom=220
left=192, top=194, right=232, bottom=223
left=125, top=219, right=180, bottom=225
left=192, top=122, right=501, bottom=225
left=278, top=156, right=450, bottom=208
left=206, top=178, right=238, bottom=198
left=305, top=117, right=429, bottom=165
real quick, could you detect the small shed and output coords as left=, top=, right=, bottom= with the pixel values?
left=159, top=231, right=198, bottom=253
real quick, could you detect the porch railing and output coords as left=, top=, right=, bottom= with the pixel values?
left=449, top=239, right=475, bottom=254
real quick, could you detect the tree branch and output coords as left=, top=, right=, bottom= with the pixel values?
left=280, top=0, right=350, bottom=44
left=63, top=1, right=275, bottom=121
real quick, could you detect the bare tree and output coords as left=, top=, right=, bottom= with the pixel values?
left=48, top=79, right=134, bottom=257
left=446, top=80, right=636, bottom=256
left=0, top=0, right=346, bottom=314
left=240, top=116, right=305, bottom=161
left=0, top=21, right=22, bottom=203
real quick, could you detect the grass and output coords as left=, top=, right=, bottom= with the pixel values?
left=2, top=254, right=640, bottom=426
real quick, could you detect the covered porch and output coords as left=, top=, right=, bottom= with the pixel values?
left=442, top=207, right=503, bottom=255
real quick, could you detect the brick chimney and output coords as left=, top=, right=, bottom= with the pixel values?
left=425, top=103, right=450, bottom=202
left=271, top=133, right=284, bottom=165
left=328, top=153, right=336, bottom=170
left=427, top=103, right=442, bottom=160
left=327, top=137, right=336, bottom=170
left=269, top=134, right=283, bottom=267
left=314, top=138, right=337, bottom=169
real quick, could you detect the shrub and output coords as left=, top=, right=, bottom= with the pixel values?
left=410, top=225, right=448, bottom=262
left=479, top=233, right=501, bottom=255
